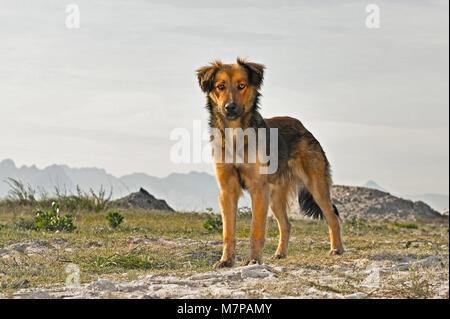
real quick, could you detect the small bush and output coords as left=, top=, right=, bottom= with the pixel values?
left=32, top=202, right=76, bottom=232
left=3, top=179, right=112, bottom=211
left=395, top=222, right=418, bottom=229
left=106, top=211, right=124, bottom=229
left=203, top=216, right=222, bottom=233
left=15, top=218, right=35, bottom=230
left=88, top=249, right=176, bottom=270
left=5, top=178, right=37, bottom=204
left=56, top=185, right=112, bottom=212
left=238, top=206, right=252, bottom=218
left=349, top=216, right=366, bottom=228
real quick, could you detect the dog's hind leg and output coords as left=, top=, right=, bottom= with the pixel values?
left=307, top=176, right=344, bottom=255
left=269, top=183, right=291, bottom=259
left=290, top=138, right=344, bottom=255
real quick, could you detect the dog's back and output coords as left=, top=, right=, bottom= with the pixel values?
left=196, top=59, right=344, bottom=268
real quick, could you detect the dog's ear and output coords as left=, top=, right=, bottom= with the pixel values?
left=237, top=58, right=265, bottom=88
left=196, top=61, right=222, bottom=93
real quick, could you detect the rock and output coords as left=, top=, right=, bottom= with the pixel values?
left=14, top=290, right=54, bottom=299
left=344, top=292, right=367, bottom=299
left=330, top=186, right=444, bottom=221
left=117, top=283, right=148, bottom=293
left=188, top=273, right=218, bottom=281
left=273, top=266, right=287, bottom=273
left=113, top=188, right=175, bottom=211
left=0, top=241, right=51, bottom=258
left=393, top=263, right=411, bottom=271
left=240, top=264, right=276, bottom=279
left=392, top=255, right=447, bottom=271
left=416, top=255, right=445, bottom=268
left=288, top=185, right=446, bottom=221
left=189, top=264, right=277, bottom=283
left=87, top=279, right=117, bottom=292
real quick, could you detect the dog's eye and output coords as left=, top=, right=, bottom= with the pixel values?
left=217, top=84, right=225, bottom=91
left=238, top=83, right=246, bottom=90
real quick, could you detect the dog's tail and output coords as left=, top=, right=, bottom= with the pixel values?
left=298, top=188, right=339, bottom=220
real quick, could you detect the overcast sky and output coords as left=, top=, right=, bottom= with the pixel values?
left=0, top=0, right=448, bottom=196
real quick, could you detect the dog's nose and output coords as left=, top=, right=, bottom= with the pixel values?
left=225, top=103, right=238, bottom=113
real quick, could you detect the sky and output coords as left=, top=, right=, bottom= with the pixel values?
left=0, top=0, right=448, bottom=196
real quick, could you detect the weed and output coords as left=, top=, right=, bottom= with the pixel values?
left=106, top=211, right=124, bottom=229
left=4, top=178, right=37, bottom=204
left=31, top=202, right=76, bottom=232
left=203, top=216, right=222, bottom=233
left=15, top=218, right=35, bottom=230
left=3, top=179, right=111, bottom=212
left=398, top=266, right=433, bottom=298
left=395, top=222, right=419, bottom=229
left=238, top=206, right=252, bottom=218
left=349, top=216, right=366, bottom=228
left=87, top=249, right=176, bottom=271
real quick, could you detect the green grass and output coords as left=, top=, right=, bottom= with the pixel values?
left=394, top=222, right=419, bottom=229
left=0, top=201, right=448, bottom=297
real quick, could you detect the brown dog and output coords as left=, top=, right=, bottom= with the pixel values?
left=196, top=58, right=344, bottom=268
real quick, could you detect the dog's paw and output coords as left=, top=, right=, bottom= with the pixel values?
left=270, top=253, right=286, bottom=260
left=329, top=248, right=344, bottom=255
left=213, top=259, right=234, bottom=269
left=242, top=258, right=261, bottom=266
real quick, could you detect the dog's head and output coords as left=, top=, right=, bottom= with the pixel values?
left=196, top=58, right=265, bottom=121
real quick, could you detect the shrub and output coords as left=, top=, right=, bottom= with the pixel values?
left=349, top=216, right=366, bottom=228
left=15, top=218, right=35, bottom=230
left=203, top=216, right=222, bottom=233
left=238, top=206, right=252, bottom=218
left=106, top=211, right=124, bottom=229
left=5, top=178, right=37, bottom=204
left=56, top=185, right=112, bottom=212
left=395, top=222, right=418, bottom=229
left=3, top=179, right=112, bottom=211
left=32, top=202, right=76, bottom=232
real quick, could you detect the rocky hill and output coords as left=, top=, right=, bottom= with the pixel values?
left=113, top=188, right=174, bottom=212
left=288, top=185, right=446, bottom=222
left=330, top=185, right=445, bottom=222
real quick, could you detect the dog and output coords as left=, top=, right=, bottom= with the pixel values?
left=196, top=58, right=344, bottom=268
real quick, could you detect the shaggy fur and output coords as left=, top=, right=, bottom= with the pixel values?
left=196, top=58, right=344, bottom=268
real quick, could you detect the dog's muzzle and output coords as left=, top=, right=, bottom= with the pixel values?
left=225, top=102, right=240, bottom=120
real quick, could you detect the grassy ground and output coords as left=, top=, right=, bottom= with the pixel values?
left=0, top=202, right=448, bottom=298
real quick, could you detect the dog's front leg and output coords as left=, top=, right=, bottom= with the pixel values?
left=244, top=183, right=269, bottom=265
left=214, top=164, right=241, bottom=269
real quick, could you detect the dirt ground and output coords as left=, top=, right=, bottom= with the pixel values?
left=0, top=209, right=448, bottom=299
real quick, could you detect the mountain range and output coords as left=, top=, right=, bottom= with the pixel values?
left=0, top=159, right=447, bottom=212
left=0, top=159, right=249, bottom=212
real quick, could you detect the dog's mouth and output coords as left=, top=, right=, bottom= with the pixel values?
left=226, top=113, right=239, bottom=120
left=225, top=110, right=242, bottom=120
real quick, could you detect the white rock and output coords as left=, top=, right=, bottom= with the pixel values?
left=345, top=292, right=367, bottom=299
left=87, top=279, right=117, bottom=292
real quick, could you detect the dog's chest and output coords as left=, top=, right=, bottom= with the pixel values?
left=233, top=163, right=265, bottom=190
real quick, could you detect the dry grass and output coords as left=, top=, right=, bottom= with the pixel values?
left=0, top=201, right=448, bottom=298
